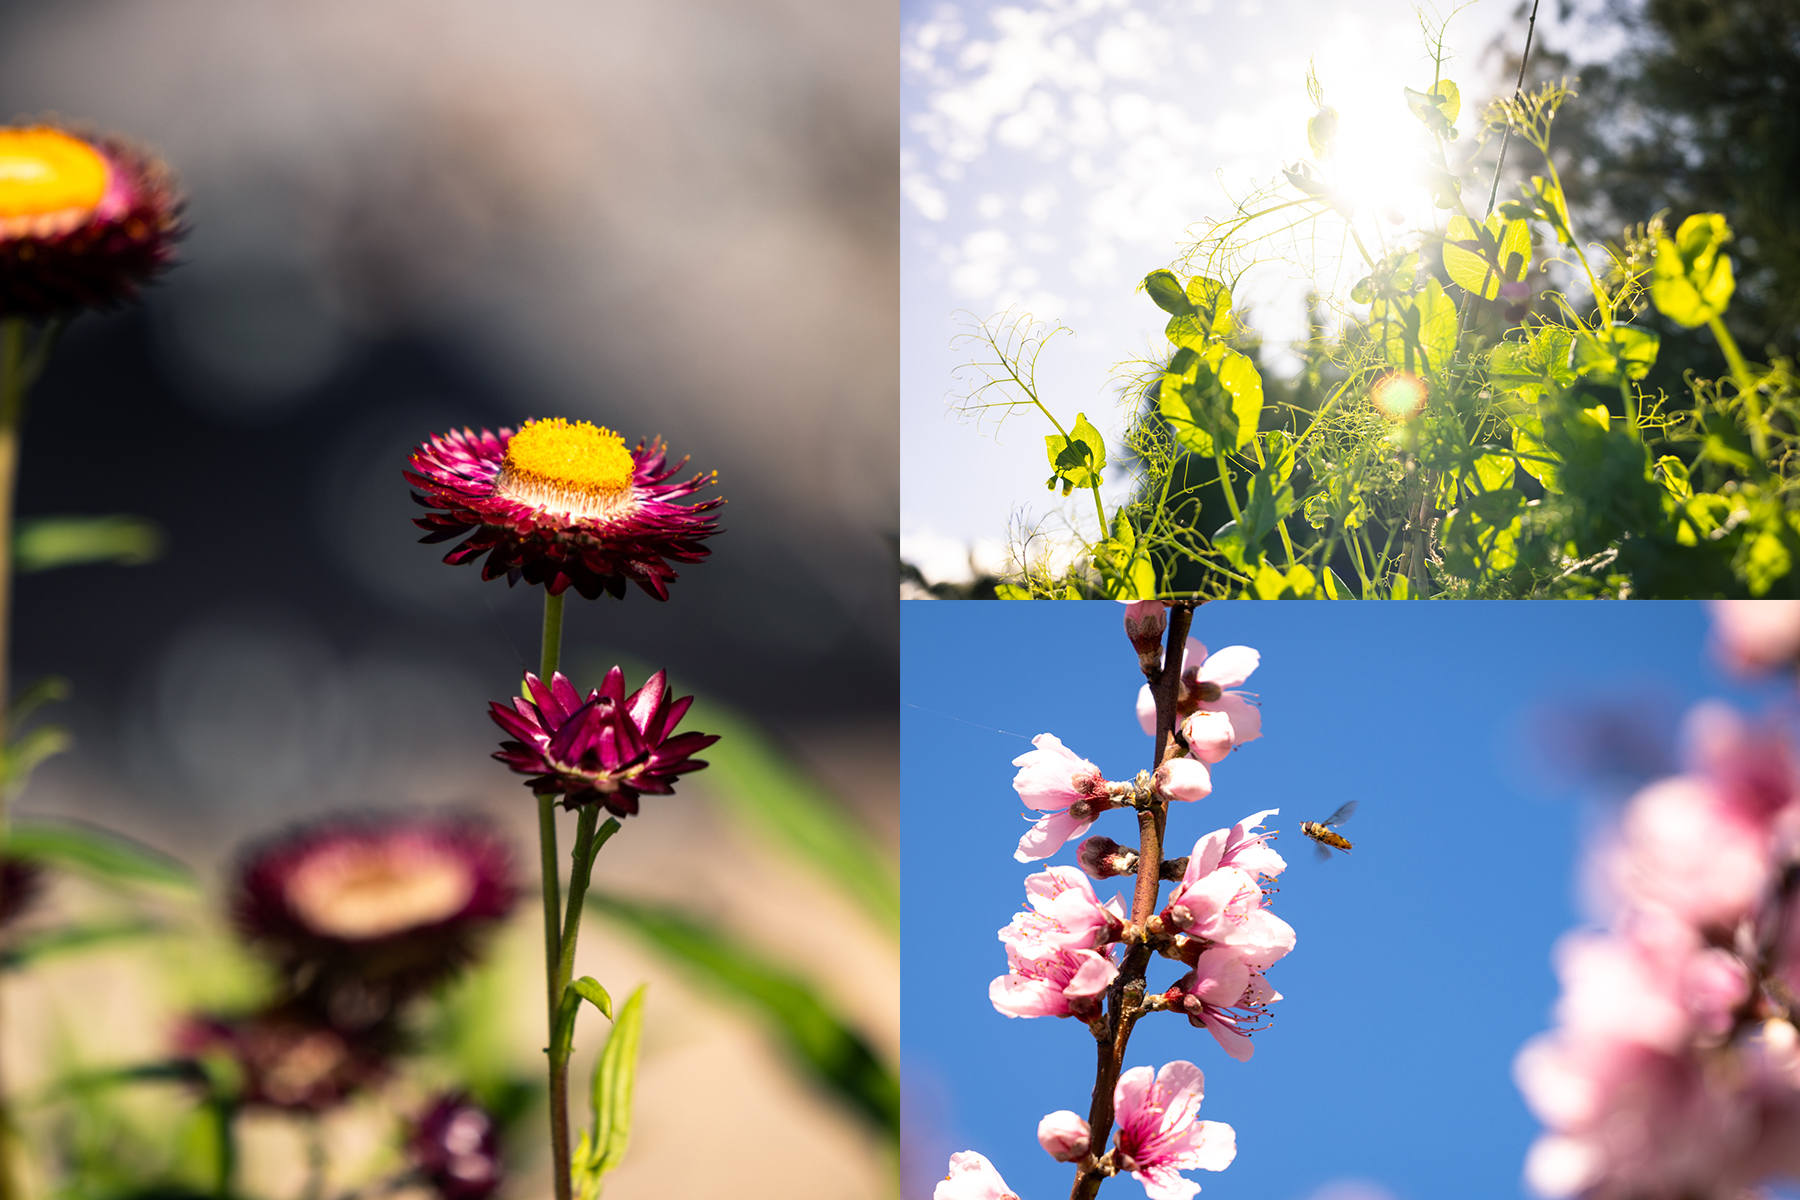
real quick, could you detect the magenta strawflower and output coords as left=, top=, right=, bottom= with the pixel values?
left=233, top=814, right=516, bottom=1012
left=1110, top=1061, right=1237, bottom=1200
left=410, top=1093, right=505, bottom=1200
left=405, top=418, right=721, bottom=600
left=0, top=125, right=181, bottom=317
left=491, top=668, right=718, bottom=817
left=936, top=1151, right=1022, bottom=1200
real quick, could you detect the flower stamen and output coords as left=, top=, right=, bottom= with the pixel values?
left=495, top=418, right=638, bottom=520
left=0, top=128, right=108, bottom=238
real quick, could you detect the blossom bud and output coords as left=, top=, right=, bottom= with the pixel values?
left=1154, top=757, right=1212, bottom=803
left=1078, top=836, right=1139, bottom=879
left=1122, top=601, right=1168, bottom=675
left=1037, top=1110, right=1091, bottom=1162
left=1181, top=710, right=1235, bottom=764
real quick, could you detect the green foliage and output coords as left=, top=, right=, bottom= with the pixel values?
left=966, top=61, right=1800, bottom=599
left=588, top=894, right=899, bottom=1138
left=6, top=819, right=196, bottom=892
left=14, top=515, right=163, bottom=573
left=572, top=984, right=647, bottom=1200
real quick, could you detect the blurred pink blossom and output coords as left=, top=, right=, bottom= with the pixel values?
left=1111, top=1061, right=1237, bottom=1200
left=1135, top=638, right=1261, bottom=745
left=936, top=1151, right=1021, bottom=1200
left=1708, top=600, right=1800, bottom=675
left=1038, top=1110, right=1091, bottom=1162
left=1013, top=733, right=1114, bottom=863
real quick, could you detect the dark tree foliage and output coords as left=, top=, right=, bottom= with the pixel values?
left=1508, top=0, right=1800, bottom=367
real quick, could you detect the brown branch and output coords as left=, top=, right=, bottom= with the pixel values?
left=1068, top=603, right=1196, bottom=1200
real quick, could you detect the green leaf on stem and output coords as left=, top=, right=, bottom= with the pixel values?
left=573, top=983, right=647, bottom=1200
left=1444, top=212, right=1529, bottom=300
left=1650, top=213, right=1736, bottom=328
left=0, top=919, right=164, bottom=971
left=1572, top=327, right=1660, bottom=384
left=571, top=976, right=613, bottom=1021
left=6, top=818, right=196, bottom=891
left=588, top=893, right=899, bottom=1138
left=15, top=515, right=164, bottom=574
left=1142, top=269, right=1193, bottom=317
left=1044, top=413, right=1106, bottom=495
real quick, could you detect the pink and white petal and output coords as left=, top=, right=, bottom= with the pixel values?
left=1151, top=1060, right=1208, bottom=1122
left=1183, top=711, right=1236, bottom=763
left=1182, top=829, right=1230, bottom=883
left=1189, top=949, right=1251, bottom=1006
left=1175, top=1121, right=1237, bottom=1173
left=1196, top=645, right=1260, bottom=689
left=990, top=974, right=1065, bottom=1019
left=1203, top=694, right=1262, bottom=744
left=1158, top=757, right=1213, bottom=802
left=1223, top=908, right=1297, bottom=969
left=1137, top=685, right=1157, bottom=736
left=1066, top=950, right=1120, bottom=1000
left=1203, top=1011, right=1256, bottom=1062
left=936, top=1151, right=1022, bottom=1200
left=1015, top=810, right=1094, bottom=863
left=1112, top=1065, right=1157, bottom=1133
left=1037, top=1111, right=1091, bottom=1162
left=1133, top=1165, right=1203, bottom=1200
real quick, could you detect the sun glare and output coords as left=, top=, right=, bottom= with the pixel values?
left=1324, top=87, right=1436, bottom=222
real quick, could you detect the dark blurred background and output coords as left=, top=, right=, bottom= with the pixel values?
left=2, top=0, right=898, bottom=851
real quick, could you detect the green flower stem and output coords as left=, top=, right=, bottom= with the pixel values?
left=211, top=1096, right=236, bottom=1200
left=1707, top=314, right=1767, bottom=464
left=1211, top=451, right=1245, bottom=528
left=535, top=588, right=574, bottom=1200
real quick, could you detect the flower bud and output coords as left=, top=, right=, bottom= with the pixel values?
left=1181, top=710, right=1235, bottom=764
left=1078, top=836, right=1139, bottom=879
left=1154, top=757, right=1213, bottom=803
left=1037, top=1110, right=1091, bottom=1162
left=1122, top=601, right=1168, bottom=676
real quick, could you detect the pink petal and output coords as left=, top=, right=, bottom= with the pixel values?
left=1157, top=757, right=1213, bottom=802
left=1182, top=711, right=1236, bottom=763
left=1196, top=645, right=1259, bottom=689
left=1137, top=685, right=1157, bottom=736
left=1189, top=948, right=1250, bottom=1005
left=1015, top=809, right=1094, bottom=863
left=1202, top=1011, right=1256, bottom=1062
left=1065, top=950, right=1119, bottom=999
left=936, top=1152, right=1021, bottom=1200
left=989, top=974, right=1064, bottom=1019
left=1037, top=1111, right=1091, bottom=1162
left=1202, top=693, right=1261, bottom=744
left=1134, top=1166, right=1202, bottom=1200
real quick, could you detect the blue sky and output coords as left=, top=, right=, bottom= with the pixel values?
left=902, top=601, right=1776, bottom=1200
left=900, top=0, right=1538, bottom=574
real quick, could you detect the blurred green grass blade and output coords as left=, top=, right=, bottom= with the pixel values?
left=3, top=723, right=71, bottom=797
left=1, top=919, right=165, bottom=970
left=588, top=893, right=898, bottom=1140
left=15, top=515, right=164, bottom=574
left=699, top=708, right=898, bottom=934
left=591, top=983, right=647, bottom=1183
left=7, top=818, right=197, bottom=891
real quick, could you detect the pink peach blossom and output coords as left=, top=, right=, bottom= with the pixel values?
left=1136, top=638, right=1261, bottom=745
left=1038, top=1110, right=1091, bottom=1162
left=1123, top=601, right=1170, bottom=673
left=936, top=1151, right=1021, bottom=1200
left=1001, top=866, right=1126, bottom=953
left=1167, top=947, right=1281, bottom=1062
left=1181, top=711, right=1236, bottom=765
left=990, top=939, right=1118, bottom=1020
left=1014, top=733, right=1112, bottom=863
left=1111, top=1061, right=1237, bottom=1200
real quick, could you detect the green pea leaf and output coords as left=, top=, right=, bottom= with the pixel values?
left=1650, top=213, right=1736, bottom=328
left=1572, top=326, right=1660, bottom=384
left=1444, top=212, right=1530, bottom=300
left=1044, top=413, right=1106, bottom=495
left=1143, top=269, right=1193, bottom=317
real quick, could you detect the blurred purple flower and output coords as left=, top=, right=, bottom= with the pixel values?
left=409, top=1093, right=504, bottom=1200
left=177, top=1006, right=393, bottom=1112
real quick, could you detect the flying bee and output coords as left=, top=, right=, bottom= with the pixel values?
left=1299, top=800, right=1357, bottom=860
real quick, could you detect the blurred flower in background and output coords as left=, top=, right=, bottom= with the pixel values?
left=0, top=0, right=897, bottom=1196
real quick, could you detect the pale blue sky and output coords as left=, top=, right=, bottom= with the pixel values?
left=900, top=0, right=1534, bottom=578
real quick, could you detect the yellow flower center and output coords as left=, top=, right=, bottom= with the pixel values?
left=496, top=418, right=637, bottom=518
left=0, top=128, right=107, bottom=222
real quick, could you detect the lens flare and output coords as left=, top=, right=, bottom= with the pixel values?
left=1370, top=371, right=1428, bottom=420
